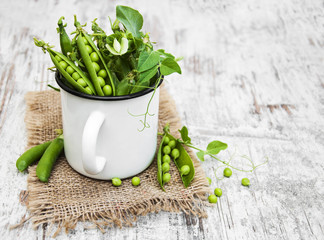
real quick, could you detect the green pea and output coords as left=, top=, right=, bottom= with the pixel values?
left=162, top=173, right=171, bottom=184
left=223, top=168, right=232, bottom=178
left=112, top=177, right=122, bottom=187
left=90, top=52, right=99, bottom=62
left=103, top=85, right=112, bottom=96
left=208, top=194, right=218, bottom=203
left=162, top=162, right=170, bottom=173
left=214, top=188, right=222, bottom=197
left=66, top=66, right=75, bottom=75
left=77, top=78, right=87, bottom=87
left=98, top=69, right=107, bottom=78
left=55, top=55, right=62, bottom=62
left=59, top=61, right=68, bottom=70
left=171, top=148, right=180, bottom=160
left=168, top=140, right=176, bottom=149
left=163, top=136, right=170, bottom=145
left=163, top=145, right=171, bottom=155
left=84, top=87, right=92, bottom=95
left=85, top=45, right=93, bottom=54
left=206, top=177, right=212, bottom=185
left=241, top=178, right=250, bottom=186
left=180, top=165, right=190, bottom=176
left=162, top=154, right=171, bottom=164
left=131, top=177, right=140, bottom=186
left=72, top=72, right=81, bottom=80
left=93, top=62, right=100, bottom=72
left=97, top=76, right=105, bottom=87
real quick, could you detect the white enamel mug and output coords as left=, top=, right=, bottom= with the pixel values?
left=56, top=73, right=162, bottom=180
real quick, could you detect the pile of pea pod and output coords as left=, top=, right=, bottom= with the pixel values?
left=34, top=15, right=117, bottom=96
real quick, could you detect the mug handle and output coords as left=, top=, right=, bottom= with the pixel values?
left=82, top=111, right=106, bottom=175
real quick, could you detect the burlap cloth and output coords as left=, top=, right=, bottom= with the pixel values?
left=19, top=86, right=210, bottom=237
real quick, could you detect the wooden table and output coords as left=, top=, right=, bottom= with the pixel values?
left=1, top=0, right=323, bottom=239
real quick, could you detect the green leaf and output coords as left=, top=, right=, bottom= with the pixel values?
left=116, top=5, right=143, bottom=38
left=130, top=66, right=158, bottom=94
left=156, top=49, right=175, bottom=59
left=178, top=126, right=191, bottom=144
left=196, top=151, right=205, bottom=161
left=206, top=141, right=228, bottom=155
left=160, top=57, right=182, bottom=76
left=137, top=51, right=160, bottom=73
left=116, top=78, right=131, bottom=96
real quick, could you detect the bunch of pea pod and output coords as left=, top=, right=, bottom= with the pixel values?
left=33, top=6, right=177, bottom=97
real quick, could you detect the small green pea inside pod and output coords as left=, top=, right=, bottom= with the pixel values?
left=180, top=165, right=190, bottom=176
left=166, top=133, right=195, bottom=188
left=162, top=162, right=170, bottom=173
left=157, top=135, right=170, bottom=191
left=162, top=154, right=171, bottom=164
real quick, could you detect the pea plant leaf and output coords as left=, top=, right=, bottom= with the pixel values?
left=160, top=57, right=182, bottom=76
left=196, top=151, right=205, bottom=161
left=116, top=5, right=143, bottom=38
left=206, top=141, right=228, bottom=155
left=137, top=51, right=160, bottom=73
left=156, top=49, right=175, bottom=59
left=195, top=141, right=227, bottom=162
left=131, top=66, right=159, bottom=94
left=178, top=126, right=191, bottom=144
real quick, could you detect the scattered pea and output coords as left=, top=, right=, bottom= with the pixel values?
left=180, top=165, right=190, bottom=176
left=206, top=177, right=212, bottom=185
left=72, top=72, right=81, bottom=80
left=168, top=140, right=176, bottom=149
left=55, top=55, right=62, bottom=62
left=171, top=148, right=180, bottom=160
left=112, top=177, right=122, bottom=187
left=208, top=194, right=218, bottom=203
left=214, top=188, right=222, bottom=197
left=97, top=76, right=106, bottom=87
left=241, top=178, right=250, bottom=186
left=85, top=45, right=93, bottom=54
left=163, top=136, right=170, bottom=145
left=163, top=145, right=171, bottom=155
left=162, top=173, right=171, bottom=183
left=162, top=162, right=170, bottom=173
left=162, top=154, right=171, bottom=164
left=103, top=85, right=112, bottom=96
left=77, top=78, right=87, bottom=87
left=93, top=62, right=100, bottom=72
left=131, top=177, right=140, bottom=186
left=90, top=52, right=99, bottom=62
left=59, top=61, right=68, bottom=70
left=66, top=66, right=75, bottom=75
left=223, top=168, right=232, bottom=178
left=84, top=87, right=92, bottom=95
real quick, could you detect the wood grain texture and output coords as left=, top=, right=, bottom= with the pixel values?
left=0, top=0, right=323, bottom=239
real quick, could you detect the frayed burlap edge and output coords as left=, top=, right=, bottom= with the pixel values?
left=13, top=87, right=212, bottom=237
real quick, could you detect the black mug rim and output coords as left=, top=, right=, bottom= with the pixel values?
left=55, top=71, right=164, bottom=101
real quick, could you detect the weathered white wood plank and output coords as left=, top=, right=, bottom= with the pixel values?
left=0, top=0, right=323, bottom=239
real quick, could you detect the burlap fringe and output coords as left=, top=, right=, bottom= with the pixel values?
left=13, top=88, right=212, bottom=237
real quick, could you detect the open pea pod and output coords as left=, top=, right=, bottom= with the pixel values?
left=157, top=134, right=166, bottom=191
left=167, top=133, right=195, bottom=188
left=48, top=49, right=96, bottom=95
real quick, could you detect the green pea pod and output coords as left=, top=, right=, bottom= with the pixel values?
left=74, top=16, right=116, bottom=96
left=76, top=33, right=104, bottom=96
left=36, top=135, right=64, bottom=182
left=157, top=134, right=167, bottom=191
left=16, top=141, right=52, bottom=172
left=83, top=33, right=117, bottom=96
left=167, top=133, right=195, bottom=188
left=48, top=49, right=96, bottom=95
left=57, top=17, right=72, bottom=56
